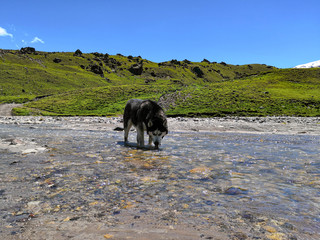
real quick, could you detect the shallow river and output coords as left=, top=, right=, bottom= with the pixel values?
left=0, top=123, right=319, bottom=239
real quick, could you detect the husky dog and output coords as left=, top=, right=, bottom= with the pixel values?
left=123, top=99, right=168, bottom=149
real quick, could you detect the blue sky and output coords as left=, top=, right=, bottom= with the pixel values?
left=1, top=0, right=319, bottom=68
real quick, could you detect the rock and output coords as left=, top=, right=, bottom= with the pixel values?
left=20, top=47, right=36, bottom=54
left=224, top=187, right=248, bottom=195
left=87, top=64, right=104, bottom=75
left=282, top=222, right=296, bottom=230
left=183, top=59, right=191, bottom=64
left=170, top=59, right=181, bottom=65
left=192, top=66, right=204, bottom=78
left=22, top=147, right=47, bottom=155
left=74, top=49, right=83, bottom=57
left=129, top=62, right=143, bottom=75
left=53, top=58, right=62, bottom=63
left=22, top=149, right=38, bottom=154
left=9, top=161, right=19, bottom=165
left=104, top=57, right=121, bottom=69
left=202, top=59, right=211, bottom=63
left=27, top=201, right=42, bottom=213
left=189, top=166, right=213, bottom=179
left=189, top=166, right=212, bottom=174
left=104, top=234, right=114, bottom=239
left=7, top=213, right=31, bottom=223
left=232, top=232, right=248, bottom=240
left=9, top=139, right=24, bottom=145
left=92, top=52, right=104, bottom=58
left=113, top=127, right=124, bottom=131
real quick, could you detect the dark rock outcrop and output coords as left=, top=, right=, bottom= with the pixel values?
left=192, top=66, right=204, bottom=78
left=202, top=59, right=210, bottom=63
left=104, top=57, right=121, bottom=69
left=92, top=52, right=104, bottom=58
left=53, top=58, right=62, bottom=63
left=170, top=59, right=181, bottom=65
left=74, top=49, right=82, bottom=57
left=129, top=62, right=143, bottom=75
left=20, top=47, right=36, bottom=54
left=87, top=64, right=103, bottom=75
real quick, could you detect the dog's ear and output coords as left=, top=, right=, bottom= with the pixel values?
left=163, top=119, right=168, bottom=128
left=148, top=120, right=153, bottom=128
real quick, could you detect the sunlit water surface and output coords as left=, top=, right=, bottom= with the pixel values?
left=1, top=124, right=319, bottom=237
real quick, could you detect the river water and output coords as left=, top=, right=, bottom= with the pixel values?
left=0, top=122, right=319, bottom=239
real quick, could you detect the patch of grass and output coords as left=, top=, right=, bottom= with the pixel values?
left=0, top=95, right=36, bottom=104
left=11, top=107, right=32, bottom=116
left=21, top=85, right=179, bottom=116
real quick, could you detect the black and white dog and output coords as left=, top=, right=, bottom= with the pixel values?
left=123, top=99, right=168, bottom=149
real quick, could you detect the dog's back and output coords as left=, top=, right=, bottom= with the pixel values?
left=123, top=99, right=168, bottom=148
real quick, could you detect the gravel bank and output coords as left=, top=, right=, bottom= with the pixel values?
left=0, top=116, right=319, bottom=135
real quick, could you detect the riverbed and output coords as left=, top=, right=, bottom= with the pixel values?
left=0, top=117, right=319, bottom=239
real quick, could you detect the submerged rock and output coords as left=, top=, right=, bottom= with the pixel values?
left=224, top=187, right=248, bottom=195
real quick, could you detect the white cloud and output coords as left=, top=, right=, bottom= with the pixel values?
left=0, top=27, right=13, bottom=38
left=31, top=37, right=45, bottom=44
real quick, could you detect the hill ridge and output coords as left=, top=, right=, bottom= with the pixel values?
left=1, top=48, right=320, bottom=117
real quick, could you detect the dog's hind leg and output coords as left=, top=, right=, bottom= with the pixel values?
left=124, top=119, right=132, bottom=143
left=136, top=125, right=145, bottom=147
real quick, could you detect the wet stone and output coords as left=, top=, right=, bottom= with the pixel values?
left=224, top=187, right=248, bottom=195
left=282, top=222, right=296, bottom=230
left=7, top=214, right=31, bottom=223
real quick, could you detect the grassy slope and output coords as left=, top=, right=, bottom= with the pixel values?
left=17, top=68, right=320, bottom=117
left=0, top=49, right=274, bottom=97
left=165, top=69, right=320, bottom=117
left=1, top=49, right=319, bottom=117
left=19, top=85, right=178, bottom=116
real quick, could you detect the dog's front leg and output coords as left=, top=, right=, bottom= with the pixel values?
left=148, top=135, right=152, bottom=146
left=137, top=125, right=144, bottom=147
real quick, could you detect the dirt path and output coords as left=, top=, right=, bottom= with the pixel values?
left=0, top=104, right=22, bottom=116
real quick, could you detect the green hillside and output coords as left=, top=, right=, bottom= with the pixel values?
left=163, top=68, right=320, bottom=117
left=1, top=47, right=320, bottom=117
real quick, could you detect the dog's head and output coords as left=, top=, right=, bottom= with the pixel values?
left=147, top=118, right=168, bottom=149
